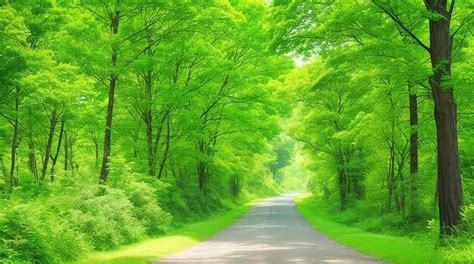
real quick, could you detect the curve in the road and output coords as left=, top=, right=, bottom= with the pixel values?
left=155, top=193, right=382, bottom=264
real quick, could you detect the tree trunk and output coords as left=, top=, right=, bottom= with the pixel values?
left=229, top=175, right=240, bottom=197
left=69, top=136, right=75, bottom=171
left=157, top=115, right=171, bottom=179
left=338, top=167, right=347, bottom=210
left=145, top=112, right=154, bottom=176
left=197, top=139, right=207, bottom=191
left=387, top=143, right=395, bottom=212
left=100, top=76, right=117, bottom=182
left=395, top=154, right=407, bottom=215
left=28, top=132, right=38, bottom=180
left=99, top=10, right=120, bottom=183
left=9, top=87, right=20, bottom=188
left=91, top=131, right=99, bottom=169
left=409, top=90, right=419, bottom=219
left=197, top=161, right=207, bottom=191
left=27, top=109, right=39, bottom=180
left=50, top=120, right=64, bottom=182
left=41, top=110, right=58, bottom=180
left=64, top=130, right=68, bottom=170
left=424, top=0, right=463, bottom=235
left=144, top=68, right=155, bottom=176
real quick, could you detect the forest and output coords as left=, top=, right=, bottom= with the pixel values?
left=0, top=0, right=473, bottom=263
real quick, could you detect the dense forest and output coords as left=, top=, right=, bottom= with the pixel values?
left=0, top=0, right=473, bottom=263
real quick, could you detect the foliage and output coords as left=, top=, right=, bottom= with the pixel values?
left=0, top=1, right=292, bottom=262
left=0, top=0, right=472, bottom=262
left=271, top=0, right=473, bottom=260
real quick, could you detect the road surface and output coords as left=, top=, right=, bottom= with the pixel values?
left=155, top=193, right=382, bottom=263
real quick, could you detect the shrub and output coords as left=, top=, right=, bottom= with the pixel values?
left=66, top=186, right=145, bottom=250
left=0, top=204, right=53, bottom=263
left=122, top=179, right=172, bottom=235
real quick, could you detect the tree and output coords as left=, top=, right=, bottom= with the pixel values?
left=271, top=0, right=473, bottom=235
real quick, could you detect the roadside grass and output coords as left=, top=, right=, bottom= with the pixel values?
left=78, top=202, right=254, bottom=264
left=295, top=193, right=472, bottom=264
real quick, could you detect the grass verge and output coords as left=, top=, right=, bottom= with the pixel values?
left=78, top=202, right=254, bottom=264
left=295, top=193, right=471, bottom=264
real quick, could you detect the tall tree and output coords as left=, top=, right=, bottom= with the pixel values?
left=272, top=0, right=472, bottom=235
left=373, top=0, right=466, bottom=235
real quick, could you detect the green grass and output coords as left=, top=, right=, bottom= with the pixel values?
left=295, top=193, right=472, bottom=264
left=77, top=202, right=254, bottom=264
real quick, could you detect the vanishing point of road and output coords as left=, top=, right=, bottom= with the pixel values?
left=155, top=193, right=382, bottom=264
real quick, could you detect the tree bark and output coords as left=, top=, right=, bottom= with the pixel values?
left=41, top=110, right=58, bottom=180
left=338, top=167, right=347, bottom=210
left=408, top=90, right=419, bottom=218
left=424, top=0, right=463, bottom=235
left=157, top=115, right=171, bottom=179
left=50, top=120, right=64, bottom=182
left=27, top=108, right=38, bottom=180
left=91, top=131, right=99, bottom=169
left=69, top=135, right=75, bottom=171
left=197, top=160, right=207, bottom=191
left=197, top=139, right=207, bottom=191
left=99, top=10, right=120, bottom=183
left=387, top=140, right=395, bottom=212
left=28, top=132, right=38, bottom=180
left=144, top=68, right=155, bottom=176
left=64, top=130, right=68, bottom=170
left=9, top=86, right=20, bottom=188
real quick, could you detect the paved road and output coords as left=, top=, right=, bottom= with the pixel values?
left=155, top=193, right=382, bottom=264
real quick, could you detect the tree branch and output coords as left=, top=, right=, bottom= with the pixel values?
left=373, top=0, right=430, bottom=52
left=451, top=16, right=472, bottom=39
left=449, top=0, right=455, bottom=16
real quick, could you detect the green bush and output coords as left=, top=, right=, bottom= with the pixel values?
left=44, top=218, right=90, bottom=261
left=0, top=205, right=53, bottom=263
left=66, top=186, right=145, bottom=250
left=0, top=163, right=265, bottom=263
left=0, top=202, right=88, bottom=263
left=122, top=179, right=172, bottom=235
left=162, top=187, right=195, bottom=225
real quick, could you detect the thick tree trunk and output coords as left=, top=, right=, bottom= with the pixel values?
left=424, top=0, right=463, bottom=235
left=99, top=10, right=120, bottom=183
left=41, top=110, right=58, bottom=180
